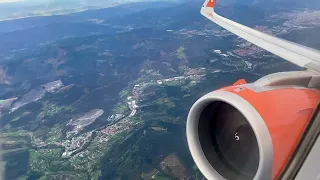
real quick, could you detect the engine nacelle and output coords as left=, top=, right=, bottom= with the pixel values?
left=187, top=71, right=320, bottom=180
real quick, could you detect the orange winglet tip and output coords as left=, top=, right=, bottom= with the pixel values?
left=233, top=79, right=247, bottom=85
left=206, top=0, right=216, bottom=7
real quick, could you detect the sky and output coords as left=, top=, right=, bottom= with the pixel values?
left=0, top=0, right=25, bottom=3
left=0, top=0, right=96, bottom=4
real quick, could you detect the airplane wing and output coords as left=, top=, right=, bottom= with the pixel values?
left=201, top=0, right=320, bottom=72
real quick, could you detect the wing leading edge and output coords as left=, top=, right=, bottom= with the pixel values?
left=201, top=0, right=320, bottom=72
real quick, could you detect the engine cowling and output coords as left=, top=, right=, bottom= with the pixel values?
left=186, top=71, right=320, bottom=180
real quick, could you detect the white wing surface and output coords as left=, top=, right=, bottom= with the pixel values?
left=201, top=0, right=320, bottom=72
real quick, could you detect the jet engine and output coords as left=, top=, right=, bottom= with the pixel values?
left=186, top=71, right=320, bottom=180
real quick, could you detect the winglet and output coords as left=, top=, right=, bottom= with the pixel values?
left=200, top=0, right=320, bottom=73
left=201, top=0, right=215, bottom=15
left=205, top=0, right=216, bottom=8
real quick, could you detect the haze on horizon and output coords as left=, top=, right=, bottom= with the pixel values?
left=0, top=0, right=177, bottom=21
